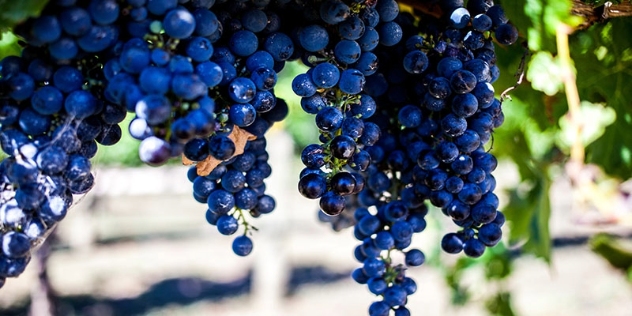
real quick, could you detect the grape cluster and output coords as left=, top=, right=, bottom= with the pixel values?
left=14, top=0, right=120, bottom=62
left=293, top=0, right=399, bottom=217
left=0, top=27, right=125, bottom=287
left=292, top=0, right=517, bottom=315
left=188, top=122, right=286, bottom=256
left=98, top=0, right=299, bottom=255
left=0, top=0, right=519, bottom=312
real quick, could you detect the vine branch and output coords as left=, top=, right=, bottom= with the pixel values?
left=556, top=23, right=584, bottom=165
left=572, top=0, right=632, bottom=27
left=397, top=0, right=632, bottom=27
left=500, top=41, right=530, bottom=102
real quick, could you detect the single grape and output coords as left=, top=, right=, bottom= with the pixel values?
left=232, top=235, right=254, bottom=256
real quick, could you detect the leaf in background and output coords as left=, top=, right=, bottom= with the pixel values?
left=485, top=292, right=515, bottom=316
left=494, top=44, right=568, bottom=135
left=274, top=61, right=320, bottom=152
left=504, top=169, right=552, bottom=262
left=574, top=17, right=632, bottom=179
left=484, top=244, right=513, bottom=280
left=444, top=258, right=474, bottom=306
left=0, top=32, right=20, bottom=59
left=526, top=51, right=564, bottom=96
left=515, top=0, right=581, bottom=51
left=0, top=0, right=49, bottom=33
left=557, top=101, right=616, bottom=151
left=590, top=233, right=632, bottom=272
left=493, top=96, right=557, bottom=174
left=524, top=0, right=547, bottom=51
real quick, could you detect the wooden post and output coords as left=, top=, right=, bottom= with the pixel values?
left=250, top=130, right=294, bottom=312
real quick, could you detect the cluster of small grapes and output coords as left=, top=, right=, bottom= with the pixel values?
left=408, top=0, right=511, bottom=258
left=291, top=1, right=518, bottom=315
left=294, top=0, right=401, bottom=216
left=188, top=106, right=287, bottom=255
left=277, top=1, right=425, bottom=314
left=100, top=0, right=221, bottom=165
left=0, top=4, right=127, bottom=286
left=13, top=0, right=120, bottom=62
left=68, top=0, right=293, bottom=256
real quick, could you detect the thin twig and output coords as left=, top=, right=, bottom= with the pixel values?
left=500, top=42, right=530, bottom=103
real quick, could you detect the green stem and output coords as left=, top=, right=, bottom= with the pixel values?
left=234, top=207, right=258, bottom=236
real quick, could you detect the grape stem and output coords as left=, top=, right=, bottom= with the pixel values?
left=234, top=207, right=258, bottom=236
left=500, top=42, right=529, bottom=103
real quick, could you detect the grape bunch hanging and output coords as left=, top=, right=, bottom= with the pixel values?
left=0, top=0, right=518, bottom=314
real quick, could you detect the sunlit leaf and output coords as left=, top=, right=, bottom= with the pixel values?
left=557, top=101, right=616, bottom=150
left=573, top=18, right=632, bottom=178
left=0, top=0, right=48, bottom=33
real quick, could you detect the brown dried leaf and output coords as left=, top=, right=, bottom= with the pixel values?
left=182, top=155, right=195, bottom=166
left=181, top=126, right=257, bottom=176
left=195, top=156, right=223, bottom=177
left=229, top=125, right=258, bottom=158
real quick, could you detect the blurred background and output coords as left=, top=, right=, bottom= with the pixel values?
left=3, top=0, right=632, bottom=315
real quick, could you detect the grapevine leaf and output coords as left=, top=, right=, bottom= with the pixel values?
left=0, top=32, right=21, bottom=60
left=483, top=244, right=513, bottom=280
left=557, top=101, right=616, bottom=151
left=494, top=41, right=567, bottom=134
left=526, top=51, right=564, bottom=96
left=590, top=233, right=632, bottom=271
left=503, top=169, right=552, bottom=262
left=502, top=0, right=582, bottom=51
left=573, top=17, right=632, bottom=178
left=444, top=258, right=473, bottom=306
left=506, top=0, right=581, bottom=51
left=493, top=95, right=558, bottom=170
left=0, top=0, right=49, bottom=33
left=183, top=126, right=256, bottom=176
left=485, top=292, right=516, bottom=316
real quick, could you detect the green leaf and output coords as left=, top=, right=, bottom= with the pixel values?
left=0, top=0, right=49, bottom=33
left=275, top=62, right=319, bottom=152
left=503, top=167, right=552, bottom=262
left=526, top=51, right=564, bottom=96
left=493, top=96, right=558, bottom=171
left=0, top=32, right=21, bottom=60
left=573, top=18, right=632, bottom=179
left=444, top=258, right=474, bottom=306
left=485, top=292, right=516, bottom=316
left=483, top=244, right=513, bottom=280
left=494, top=45, right=568, bottom=136
left=513, top=0, right=580, bottom=51
left=557, top=101, right=616, bottom=151
left=590, top=233, right=632, bottom=271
